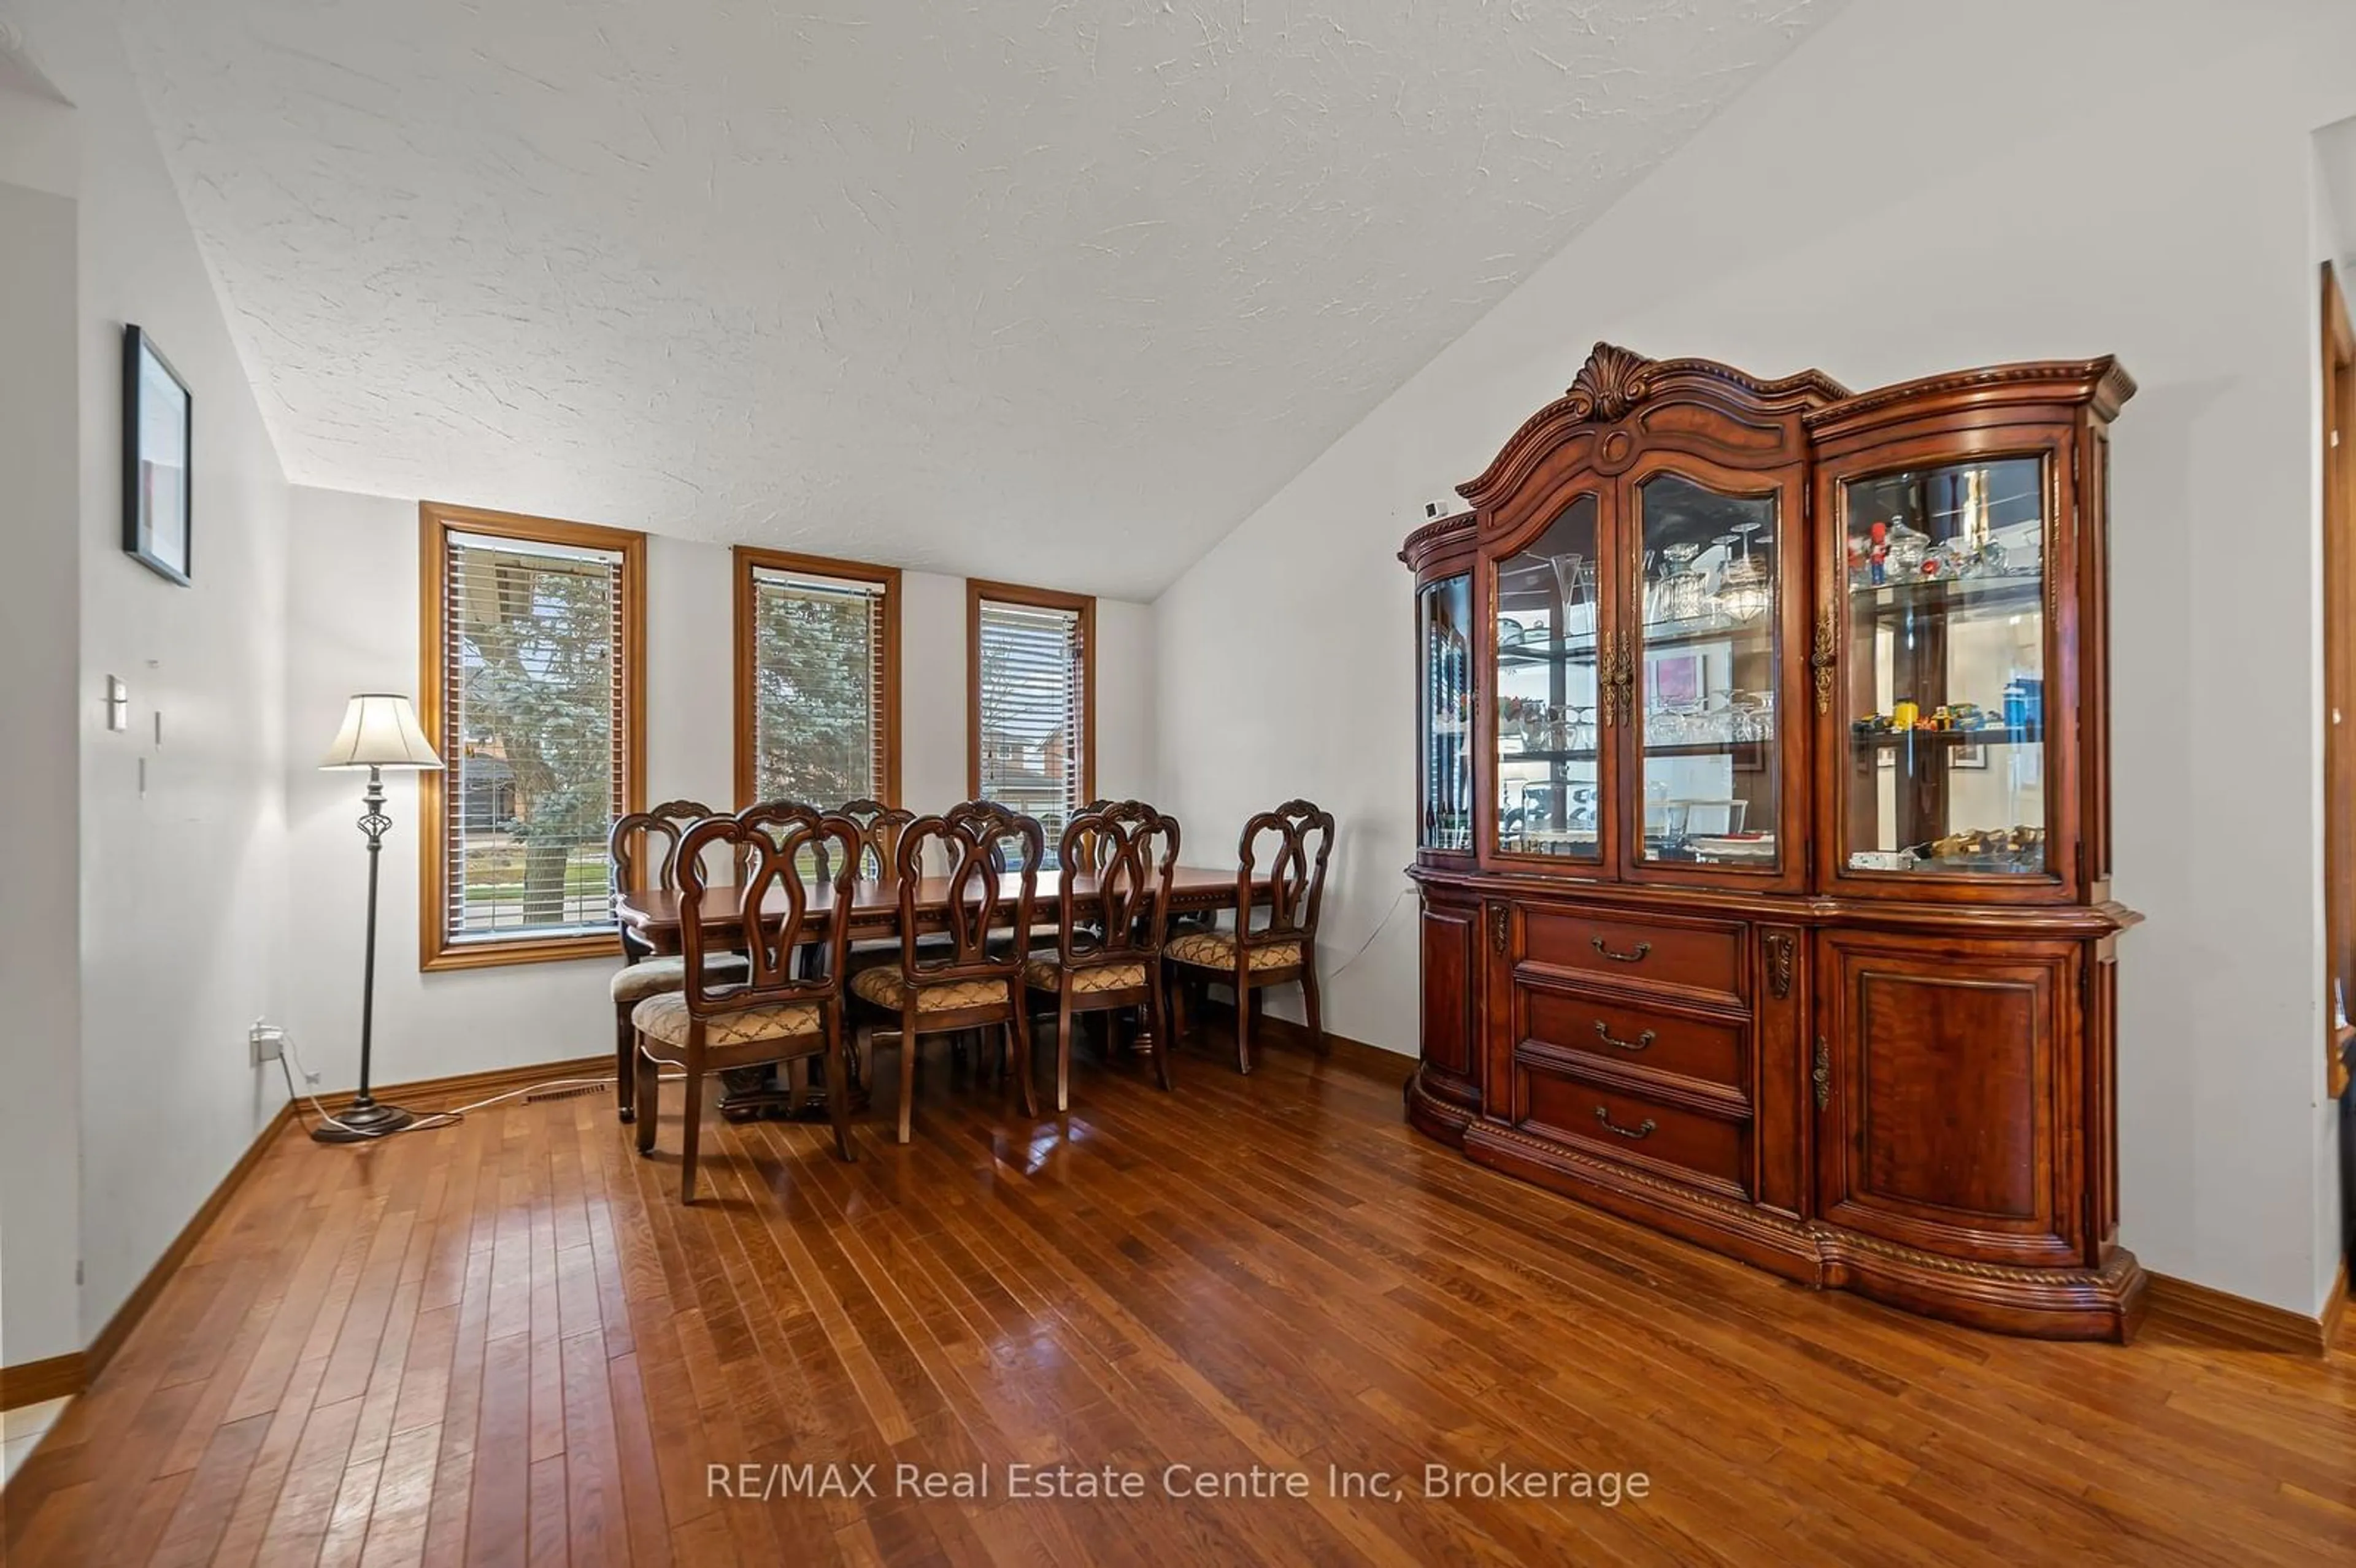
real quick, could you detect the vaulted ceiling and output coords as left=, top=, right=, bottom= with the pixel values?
left=120, top=0, right=1844, bottom=598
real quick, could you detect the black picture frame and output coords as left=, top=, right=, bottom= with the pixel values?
left=122, top=325, right=193, bottom=585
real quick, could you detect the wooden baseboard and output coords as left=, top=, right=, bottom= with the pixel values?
left=0, top=1351, right=86, bottom=1413
left=2321, top=1256, right=2349, bottom=1350
left=315, top=1055, right=613, bottom=1116
left=1194, top=999, right=1412, bottom=1086
left=2146, top=1266, right=2346, bottom=1356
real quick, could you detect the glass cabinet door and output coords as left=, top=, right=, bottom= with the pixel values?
left=1630, top=473, right=1782, bottom=870
left=1838, top=456, right=2052, bottom=877
left=1417, top=571, right=1473, bottom=852
left=1492, top=494, right=1603, bottom=861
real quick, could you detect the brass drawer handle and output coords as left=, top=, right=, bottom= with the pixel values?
left=1593, top=1021, right=1655, bottom=1052
left=1590, top=937, right=1651, bottom=964
left=1593, top=1107, right=1657, bottom=1140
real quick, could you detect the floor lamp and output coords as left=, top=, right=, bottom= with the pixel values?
left=317, top=693, right=444, bottom=1143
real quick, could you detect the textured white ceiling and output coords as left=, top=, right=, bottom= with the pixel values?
left=118, top=0, right=1842, bottom=598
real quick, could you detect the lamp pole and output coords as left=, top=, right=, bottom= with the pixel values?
left=314, top=764, right=419, bottom=1142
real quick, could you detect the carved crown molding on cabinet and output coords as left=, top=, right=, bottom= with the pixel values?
left=1803, top=356, right=2138, bottom=437
left=1396, top=508, right=1479, bottom=569
left=1457, top=342, right=1852, bottom=510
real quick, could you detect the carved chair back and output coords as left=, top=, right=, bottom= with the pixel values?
left=1067, top=798, right=1165, bottom=874
left=825, top=797, right=915, bottom=882
left=895, top=806, right=1043, bottom=986
left=937, top=797, right=1032, bottom=876
left=1237, top=799, right=1334, bottom=949
left=675, top=805, right=860, bottom=1017
left=609, top=799, right=721, bottom=961
left=1055, top=804, right=1179, bottom=969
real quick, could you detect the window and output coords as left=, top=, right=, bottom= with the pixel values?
left=419, top=502, right=645, bottom=969
left=734, top=548, right=901, bottom=807
left=968, top=579, right=1095, bottom=847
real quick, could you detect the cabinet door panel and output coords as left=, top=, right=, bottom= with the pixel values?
left=1418, top=899, right=1479, bottom=1091
left=1619, top=455, right=1809, bottom=894
left=1817, top=932, right=2082, bottom=1265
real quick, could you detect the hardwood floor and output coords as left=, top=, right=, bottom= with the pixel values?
left=4, top=1026, right=2353, bottom=1567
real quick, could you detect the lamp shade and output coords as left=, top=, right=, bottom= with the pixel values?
left=321, top=693, right=444, bottom=771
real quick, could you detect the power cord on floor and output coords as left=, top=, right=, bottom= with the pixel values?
left=275, top=1028, right=680, bottom=1142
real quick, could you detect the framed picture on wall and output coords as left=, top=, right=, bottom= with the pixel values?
left=122, top=325, right=193, bottom=585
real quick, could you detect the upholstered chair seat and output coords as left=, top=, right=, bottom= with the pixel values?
left=631, top=992, right=822, bottom=1049
left=1024, top=959, right=1148, bottom=994
left=609, top=951, right=749, bottom=1005
left=1165, top=930, right=1302, bottom=973
left=850, top=967, right=1012, bottom=1014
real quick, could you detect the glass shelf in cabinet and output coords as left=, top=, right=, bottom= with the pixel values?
left=1496, top=636, right=1601, bottom=666
left=1846, top=571, right=2042, bottom=618
left=1850, top=724, right=2041, bottom=751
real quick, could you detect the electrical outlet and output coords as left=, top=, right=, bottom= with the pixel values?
left=249, top=1020, right=285, bottom=1066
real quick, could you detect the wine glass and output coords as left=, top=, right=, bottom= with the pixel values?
left=1718, top=521, right=1771, bottom=623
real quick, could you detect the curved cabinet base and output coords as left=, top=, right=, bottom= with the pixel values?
left=1454, top=1119, right=2145, bottom=1342
left=1405, top=1066, right=1478, bottom=1148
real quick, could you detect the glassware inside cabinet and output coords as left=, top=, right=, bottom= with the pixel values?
left=1632, top=473, right=1780, bottom=869
left=1417, top=572, right=1473, bottom=851
left=1493, top=494, right=1601, bottom=861
left=1840, top=456, right=2051, bottom=877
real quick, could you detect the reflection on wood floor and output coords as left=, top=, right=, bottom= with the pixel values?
left=4, top=1023, right=2352, bottom=1566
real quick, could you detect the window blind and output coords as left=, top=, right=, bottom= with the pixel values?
left=975, top=596, right=1088, bottom=846
left=748, top=566, right=888, bottom=805
left=439, top=529, right=626, bottom=943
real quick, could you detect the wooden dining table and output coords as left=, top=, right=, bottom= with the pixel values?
left=613, top=866, right=1266, bottom=1120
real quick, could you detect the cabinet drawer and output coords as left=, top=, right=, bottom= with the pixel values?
left=1522, top=1071, right=1750, bottom=1198
left=1522, top=906, right=1744, bottom=1005
left=1523, top=986, right=1746, bottom=1091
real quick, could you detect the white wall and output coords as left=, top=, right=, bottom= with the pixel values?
left=0, top=0, right=298, bottom=1343
left=1155, top=0, right=2356, bottom=1316
left=282, top=485, right=1157, bottom=1088
left=0, top=77, right=84, bottom=1371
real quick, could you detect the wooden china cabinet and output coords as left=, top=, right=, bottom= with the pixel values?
left=1403, top=344, right=2142, bottom=1340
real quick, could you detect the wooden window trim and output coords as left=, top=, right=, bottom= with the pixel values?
left=731, top=547, right=904, bottom=809
left=966, top=577, right=1096, bottom=804
left=2324, top=263, right=2355, bottom=1097
left=417, top=501, right=647, bottom=972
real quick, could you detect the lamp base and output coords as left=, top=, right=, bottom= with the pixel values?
left=310, top=1098, right=418, bottom=1143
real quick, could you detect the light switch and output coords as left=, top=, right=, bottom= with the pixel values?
left=106, top=676, right=129, bottom=732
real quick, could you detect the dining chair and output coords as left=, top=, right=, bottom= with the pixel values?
left=607, top=800, right=747, bottom=1123
left=1025, top=804, right=1180, bottom=1105
left=1167, top=799, right=1334, bottom=1074
left=631, top=804, right=862, bottom=1202
left=850, top=805, right=1044, bottom=1143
